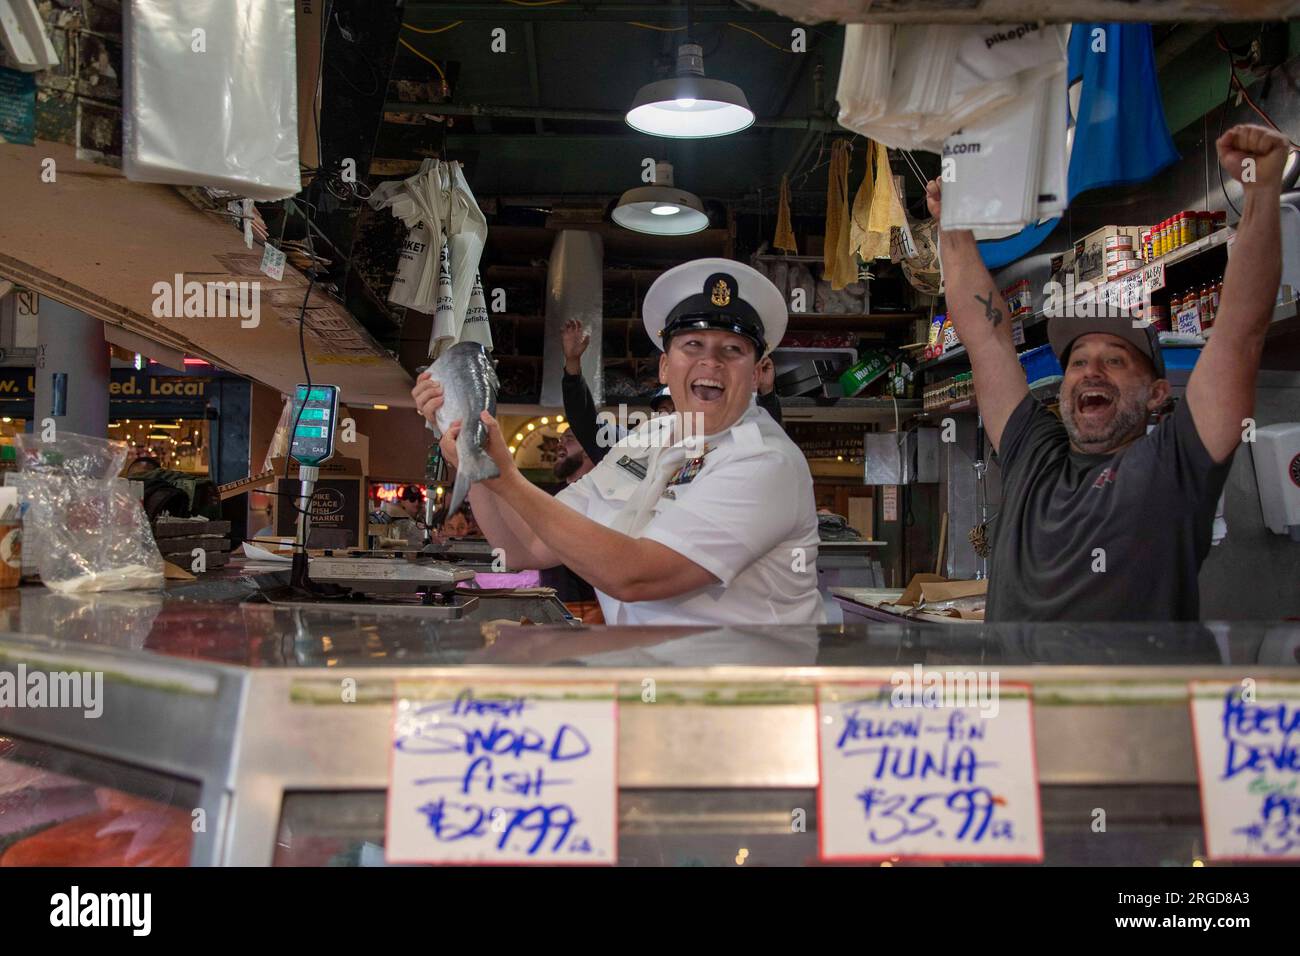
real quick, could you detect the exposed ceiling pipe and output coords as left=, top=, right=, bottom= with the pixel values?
left=403, top=2, right=793, bottom=23
left=383, top=100, right=839, bottom=130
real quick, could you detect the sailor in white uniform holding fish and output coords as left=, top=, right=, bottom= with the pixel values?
left=412, top=258, right=824, bottom=626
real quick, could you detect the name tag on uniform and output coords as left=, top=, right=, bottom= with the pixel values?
left=615, top=455, right=646, bottom=481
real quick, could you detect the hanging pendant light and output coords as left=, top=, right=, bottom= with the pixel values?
left=626, top=43, right=754, bottom=139
left=612, top=162, right=709, bottom=236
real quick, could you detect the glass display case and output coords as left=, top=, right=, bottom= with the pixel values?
left=1, top=588, right=1297, bottom=866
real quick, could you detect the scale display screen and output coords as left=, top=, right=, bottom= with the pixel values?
left=290, top=384, right=339, bottom=466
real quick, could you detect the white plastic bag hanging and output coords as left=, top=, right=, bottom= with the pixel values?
left=430, top=239, right=457, bottom=357
left=445, top=162, right=488, bottom=337
left=459, top=273, right=494, bottom=350
left=1034, top=61, right=1069, bottom=219
left=940, top=70, right=1049, bottom=232
left=368, top=159, right=488, bottom=325
left=386, top=218, right=435, bottom=309
left=123, top=0, right=301, bottom=199
left=368, top=160, right=442, bottom=312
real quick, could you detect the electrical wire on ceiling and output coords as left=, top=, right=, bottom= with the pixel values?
left=396, top=12, right=807, bottom=101
left=725, top=22, right=798, bottom=54
left=403, top=21, right=464, bottom=34
left=399, top=36, right=448, bottom=89
left=1212, top=26, right=1300, bottom=216
left=626, top=21, right=684, bottom=32
left=1213, top=28, right=1300, bottom=149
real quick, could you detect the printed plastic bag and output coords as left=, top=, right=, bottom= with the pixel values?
left=940, top=68, right=1049, bottom=232
left=14, top=433, right=164, bottom=593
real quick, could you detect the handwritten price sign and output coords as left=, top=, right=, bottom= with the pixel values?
left=1190, top=680, right=1300, bottom=861
left=817, top=682, right=1043, bottom=862
left=386, top=683, right=618, bottom=865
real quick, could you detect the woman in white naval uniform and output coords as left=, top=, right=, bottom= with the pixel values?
left=412, top=258, right=824, bottom=626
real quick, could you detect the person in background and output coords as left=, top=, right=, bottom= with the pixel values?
left=561, top=317, right=784, bottom=466
left=648, top=386, right=674, bottom=417
left=539, top=428, right=601, bottom=618
left=124, top=455, right=220, bottom=520
left=553, top=429, right=595, bottom=484
left=125, top=455, right=161, bottom=478
left=371, top=485, right=424, bottom=544
left=442, top=507, right=473, bottom=539
left=926, top=124, right=1288, bottom=622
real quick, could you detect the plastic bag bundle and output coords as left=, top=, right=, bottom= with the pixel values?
left=835, top=25, right=895, bottom=133
left=368, top=159, right=487, bottom=350
left=941, top=70, right=1047, bottom=232
left=836, top=22, right=1067, bottom=156
left=459, top=272, right=494, bottom=350
left=123, top=0, right=301, bottom=199
left=13, top=433, right=163, bottom=593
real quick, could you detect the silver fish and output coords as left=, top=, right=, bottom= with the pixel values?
left=425, top=341, right=500, bottom=515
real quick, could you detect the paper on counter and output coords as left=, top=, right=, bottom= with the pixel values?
left=241, top=540, right=294, bottom=563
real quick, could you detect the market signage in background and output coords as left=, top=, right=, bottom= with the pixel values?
left=0, top=67, right=36, bottom=146
left=0, top=370, right=211, bottom=403
left=386, top=683, right=617, bottom=865
left=1190, top=681, right=1300, bottom=861
left=817, top=681, right=1043, bottom=862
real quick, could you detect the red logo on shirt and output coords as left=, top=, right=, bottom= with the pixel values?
left=1092, top=468, right=1118, bottom=489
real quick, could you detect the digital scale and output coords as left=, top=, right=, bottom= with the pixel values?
left=275, top=384, right=483, bottom=613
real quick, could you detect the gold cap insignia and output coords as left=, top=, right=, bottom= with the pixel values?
left=710, top=278, right=731, bottom=307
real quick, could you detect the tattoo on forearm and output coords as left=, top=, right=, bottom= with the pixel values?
left=974, top=290, right=1004, bottom=328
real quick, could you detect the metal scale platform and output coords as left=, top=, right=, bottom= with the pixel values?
left=255, top=384, right=571, bottom=624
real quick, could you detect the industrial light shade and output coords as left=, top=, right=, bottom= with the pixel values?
left=612, top=162, right=709, bottom=236
left=625, top=43, right=755, bottom=139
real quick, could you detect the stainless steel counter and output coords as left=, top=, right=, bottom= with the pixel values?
left=0, top=570, right=1297, bottom=865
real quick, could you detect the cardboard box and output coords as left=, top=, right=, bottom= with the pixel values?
left=1072, top=225, right=1146, bottom=283
left=847, top=496, right=874, bottom=541
left=270, top=455, right=366, bottom=549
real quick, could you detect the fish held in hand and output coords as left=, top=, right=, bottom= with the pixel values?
left=426, top=341, right=500, bottom=514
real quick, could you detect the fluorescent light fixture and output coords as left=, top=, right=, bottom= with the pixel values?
left=613, top=162, right=709, bottom=236
left=626, top=44, right=754, bottom=139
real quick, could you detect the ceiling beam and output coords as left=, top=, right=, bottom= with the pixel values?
left=522, top=22, right=545, bottom=135
left=404, top=3, right=798, bottom=24
left=384, top=100, right=839, bottom=130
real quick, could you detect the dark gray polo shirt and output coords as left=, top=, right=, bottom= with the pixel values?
left=985, top=394, right=1233, bottom=622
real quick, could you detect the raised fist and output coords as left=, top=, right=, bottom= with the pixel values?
left=1216, top=123, right=1290, bottom=191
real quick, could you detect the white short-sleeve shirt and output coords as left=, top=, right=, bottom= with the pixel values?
left=556, top=405, right=825, bottom=626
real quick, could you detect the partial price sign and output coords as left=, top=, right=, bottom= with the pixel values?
left=1190, top=680, right=1300, bottom=861
left=260, top=242, right=286, bottom=281
left=817, top=681, right=1043, bottom=862
left=387, top=682, right=618, bottom=865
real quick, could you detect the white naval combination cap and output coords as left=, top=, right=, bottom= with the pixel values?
left=642, top=258, right=788, bottom=358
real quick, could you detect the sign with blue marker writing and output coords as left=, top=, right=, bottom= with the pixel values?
left=1190, top=680, right=1300, bottom=860
left=387, top=683, right=618, bottom=865
left=817, top=679, right=1043, bottom=862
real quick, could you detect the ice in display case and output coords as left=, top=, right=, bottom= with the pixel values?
left=0, top=586, right=1298, bottom=866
